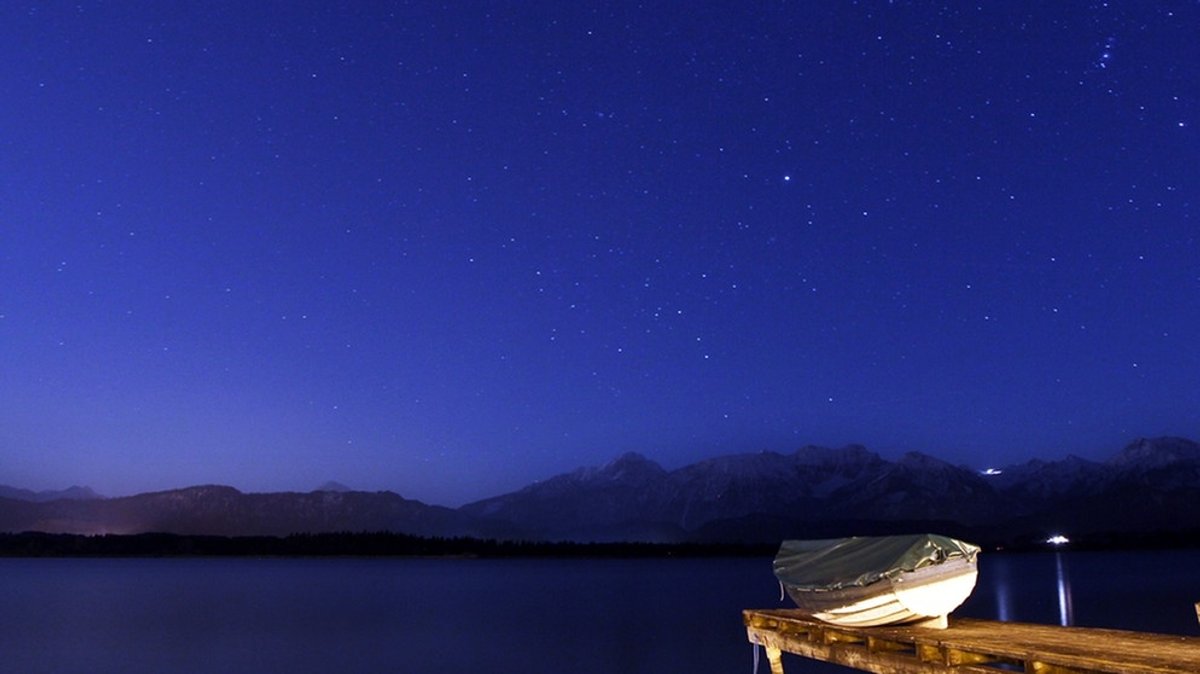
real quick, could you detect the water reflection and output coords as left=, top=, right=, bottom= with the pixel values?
left=992, top=559, right=1012, bottom=622
left=969, top=552, right=1082, bottom=628
left=1054, top=552, right=1074, bottom=626
left=3, top=552, right=1199, bottom=674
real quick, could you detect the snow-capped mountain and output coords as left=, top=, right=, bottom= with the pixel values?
left=462, top=444, right=994, bottom=540
left=462, top=436, right=1200, bottom=543
left=986, top=455, right=1108, bottom=502
left=3, top=437, right=1197, bottom=545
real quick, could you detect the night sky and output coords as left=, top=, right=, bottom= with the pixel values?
left=2, top=2, right=1197, bottom=506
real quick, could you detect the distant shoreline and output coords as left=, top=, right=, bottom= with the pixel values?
left=1, top=531, right=1197, bottom=558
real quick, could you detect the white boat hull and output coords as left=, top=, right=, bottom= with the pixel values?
left=784, top=555, right=978, bottom=629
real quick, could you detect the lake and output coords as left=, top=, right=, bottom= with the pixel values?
left=1, top=550, right=1197, bottom=673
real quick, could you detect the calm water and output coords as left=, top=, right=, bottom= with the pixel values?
left=1, top=550, right=1197, bottom=673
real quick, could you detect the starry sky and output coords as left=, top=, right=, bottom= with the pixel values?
left=2, top=2, right=1197, bottom=506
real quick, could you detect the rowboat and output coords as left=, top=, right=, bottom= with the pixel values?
left=772, top=534, right=979, bottom=629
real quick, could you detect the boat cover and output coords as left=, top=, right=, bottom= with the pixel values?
left=773, top=534, right=979, bottom=591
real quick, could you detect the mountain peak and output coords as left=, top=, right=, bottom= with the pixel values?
left=896, top=451, right=955, bottom=470
left=161, top=485, right=244, bottom=498
left=1109, top=436, right=1200, bottom=469
left=606, top=450, right=651, bottom=465
left=793, top=444, right=880, bottom=466
left=599, top=452, right=665, bottom=480
left=0, top=484, right=103, bottom=502
left=314, top=481, right=353, bottom=492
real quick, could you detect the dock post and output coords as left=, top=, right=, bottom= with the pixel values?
left=764, top=645, right=785, bottom=674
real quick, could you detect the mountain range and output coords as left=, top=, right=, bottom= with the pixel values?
left=0, top=485, right=102, bottom=503
left=3, top=436, right=1199, bottom=546
left=0, top=485, right=508, bottom=539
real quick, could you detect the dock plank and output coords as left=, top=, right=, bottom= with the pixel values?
left=745, top=609, right=1200, bottom=674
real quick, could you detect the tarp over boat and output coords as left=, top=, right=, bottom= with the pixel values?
left=773, top=534, right=980, bottom=592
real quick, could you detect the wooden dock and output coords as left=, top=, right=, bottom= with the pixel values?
left=744, top=608, right=1200, bottom=674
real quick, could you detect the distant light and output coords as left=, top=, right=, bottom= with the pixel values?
left=982, top=468, right=1003, bottom=476
left=1046, top=534, right=1070, bottom=545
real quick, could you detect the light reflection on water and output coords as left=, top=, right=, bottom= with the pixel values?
left=992, top=555, right=1012, bottom=622
left=988, top=551, right=1084, bottom=623
left=960, top=549, right=1200, bottom=635
left=1054, top=552, right=1073, bottom=626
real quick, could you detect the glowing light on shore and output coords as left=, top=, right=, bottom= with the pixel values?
left=1046, top=534, right=1070, bottom=545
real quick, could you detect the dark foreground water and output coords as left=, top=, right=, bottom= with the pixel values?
left=1, top=550, right=1198, bottom=673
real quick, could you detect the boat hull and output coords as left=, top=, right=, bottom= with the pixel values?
left=782, top=554, right=978, bottom=628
